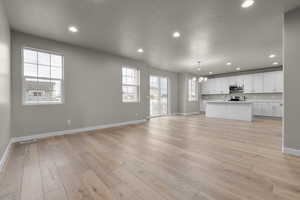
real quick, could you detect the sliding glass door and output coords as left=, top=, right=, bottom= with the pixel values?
left=150, top=76, right=168, bottom=117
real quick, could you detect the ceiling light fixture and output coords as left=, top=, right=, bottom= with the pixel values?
left=241, top=0, right=255, bottom=8
left=226, top=62, right=232, bottom=66
left=196, top=61, right=201, bottom=71
left=269, top=54, right=276, bottom=58
left=236, top=67, right=241, bottom=71
left=272, top=62, right=279, bottom=66
left=198, top=77, right=208, bottom=83
left=137, top=48, right=144, bottom=53
left=68, top=26, right=79, bottom=33
left=209, top=72, right=213, bottom=74
left=173, top=31, right=181, bottom=38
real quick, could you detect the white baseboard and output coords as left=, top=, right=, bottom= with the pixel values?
left=11, top=119, right=147, bottom=143
left=149, top=114, right=177, bottom=119
left=176, top=112, right=201, bottom=116
left=0, top=140, right=13, bottom=172
left=1, top=119, right=146, bottom=171
left=283, top=147, right=300, bottom=157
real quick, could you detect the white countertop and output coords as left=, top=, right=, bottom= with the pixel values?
left=247, top=100, right=283, bottom=103
left=204, top=100, right=282, bottom=103
left=206, top=101, right=253, bottom=104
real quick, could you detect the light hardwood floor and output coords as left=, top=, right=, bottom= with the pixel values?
left=1, top=115, right=300, bottom=200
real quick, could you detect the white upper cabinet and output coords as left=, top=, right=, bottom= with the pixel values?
left=252, top=73, right=264, bottom=93
left=263, top=72, right=275, bottom=93
left=205, top=79, right=215, bottom=94
left=201, top=81, right=209, bottom=95
left=214, top=78, right=221, bottom=94
left=243, top=73, right=264, bottom=94
left=236, top=75, right=245, bottom=87
left=201, top=79, right=215, bottom=94
left=215, top=77, right=229, bottom=94
left=228, top=76, right=237, bottom=86
left=274, top=71, right=283, bottom=92
left=221, top=77, right=230, bottom=94
left=201, top=77, right=229, bottom=95
left=263, top=71, right=283, bottom=93
left=228, top=75, right=244, bottom=87
left=200, top=70, right=282, bottom=95
left=243, top=75, right=253, bottom=93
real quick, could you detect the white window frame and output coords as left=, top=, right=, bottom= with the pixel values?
left=188, top=78, right=198, bottom=102
left=122, top=66, right=140, bottom=103
left=22, top=47, right=65, bottom=105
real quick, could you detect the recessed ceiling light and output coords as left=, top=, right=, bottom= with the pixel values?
left=226, top=62, right=232, bottom=66
left=197, top=68, right=201, bottom=71
left=209, top=72, right=213, bottom=74
left=137, top=48, right=144, bottom=53
left=241, top=0, right=255, bottom=8
left=236, top=67, right=241, bottom=71
left=269, top=54, right=276, bottom=58
left=68, top=26, right=78, bottom=33
left=173, top=31, right=181, bottom=38
left=272, top=62, right=279, bottom=66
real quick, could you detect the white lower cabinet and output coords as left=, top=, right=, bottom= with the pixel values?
left=202, top=100, right=282, bottom=117
left=253, top=102, right=283, bottom=117
left=200, top=100, right=207, bottom=112
left=253, top=103, right=262, bottom=115
left=271, top=103, right=283, bottom=117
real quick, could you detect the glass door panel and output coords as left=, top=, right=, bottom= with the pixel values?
left=160, top=77, right=168, bottom=115
left=150, top=76, right=168, bottom=117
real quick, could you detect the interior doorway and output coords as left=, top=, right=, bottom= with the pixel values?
left=150, top=76, right=168, bottom=117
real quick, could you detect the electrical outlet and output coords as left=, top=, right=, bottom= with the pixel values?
left=67, top=120, right=71, bottom=126
left=136, top=113, right=139, bottom=116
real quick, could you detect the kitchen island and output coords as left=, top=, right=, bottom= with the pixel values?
left=206, top=101, right=253, bottom=121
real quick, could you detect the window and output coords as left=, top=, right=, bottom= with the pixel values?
left=188, top=78, right=198, bottom=102
left=23, top=48, right=64, bottom=105
left=122, top=66, right=140, bottom=102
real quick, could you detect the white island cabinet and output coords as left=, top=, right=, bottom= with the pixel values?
left=206, top=101, right=253, bottom=121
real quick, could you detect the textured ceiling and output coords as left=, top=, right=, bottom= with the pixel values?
left=4, top=0, right=300, bottom=75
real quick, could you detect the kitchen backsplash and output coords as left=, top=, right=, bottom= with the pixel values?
left=202, top=93, right=282, bottom=101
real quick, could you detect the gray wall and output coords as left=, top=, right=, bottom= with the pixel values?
left=0, top=0, right=11, bottom=158
left=177, top=73, right=200, bottom=114
left=11, top=31, right=178, bottom=137
left=177, top=73, right=186, bottom=113
left=284, top=7, right=300, bottom=150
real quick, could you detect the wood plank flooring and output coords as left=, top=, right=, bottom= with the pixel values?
left=1, top=115, right=300, bottom=200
